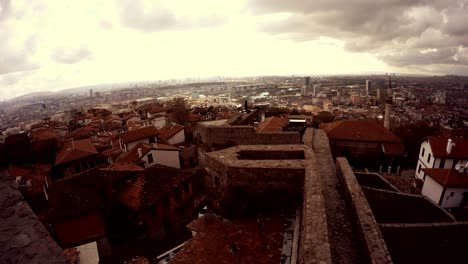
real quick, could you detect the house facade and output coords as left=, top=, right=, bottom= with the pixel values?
left=158, top=124, right=185, bottom=145
left=117, top=143, right=182, bottom=169
left=118, top=126, right=159, bottom=152
left=421, top=168, right=468, bottom=208
left=53, top=138, right=102, bottom=180
left=415, top=137, right=468, bottom=180
left=320, top=120, right=404, bottom=169
left=115, top=167, right=206, bottom=240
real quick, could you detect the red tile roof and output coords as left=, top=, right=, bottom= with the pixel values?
left=382, top=143, right=405, bottom=155
left=154, top=143, right=179, bottom=151
left=55, top=139, right=98, bottom=165
left=101, top=147, right=123, bottom=162
left=116, top=165, right=194, bottom=210
left=122, top=113, right=138, bottom=121
left=256, top=117, right=289, bottom=132
left=8, top=164, right=48, bottom=197
left=116, top=143, right=153, bottom=163
left=119, top=126, right=159, bottom=144
left=158, top=124, right=184, bottom=141
left=29, top=128, right=57, bottom=141
left=170, top=213, right=291, bottom=264
left=427, top=136, right=468, bottom=159
left=148, top=106, right=172, bottom=114
left=46, top=169, right=138, bottom=221
left=423, top=168, right=468, bottom=187
left=321, top=120, right=402, bottom=143
left=100, top=163, right=144, bottom=172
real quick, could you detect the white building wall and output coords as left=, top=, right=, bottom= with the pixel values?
left=76, top=242, right=99, bottom=264
left=127, top=116, right=141, bottom=123
left=167, top=130, right=185, bottom=145
left=421, top=177, right=444, bottom=205
left=141, top=152, right=155, bottom=168
left=153, top=116, right=167, bottom=129
left=415, top=141, right=434, bottom=180
left=440, top=187, right=468, bottom=208
left=125, top=137, right=156, bottom=152
left=153, top=149, right=181, bottom=168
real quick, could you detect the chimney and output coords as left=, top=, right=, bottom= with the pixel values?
left=137, top=148, right=143, bottom=158
left=384, top=99, right=392, bottom=129
left=446, top=139, right=455, bottom=154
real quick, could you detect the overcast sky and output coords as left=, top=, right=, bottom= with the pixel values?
left=1, top=0, right=467, bottom=99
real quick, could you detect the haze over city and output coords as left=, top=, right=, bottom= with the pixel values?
left=1, top=0, right=468, bottom=99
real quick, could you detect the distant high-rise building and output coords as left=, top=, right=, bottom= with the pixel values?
left=384, top=76, right=393, bottom=129
left=365, top=80, right=371, bottom=96
left=89, top=89, right=93, bottom=98
left=301, top=76, right=311, bottom=96
left=313, top=84, right=320, bottom=97
left=376, top=88, right=386, bottom=104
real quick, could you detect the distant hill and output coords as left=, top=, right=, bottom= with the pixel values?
left=11, top=91, right=54, bottom=101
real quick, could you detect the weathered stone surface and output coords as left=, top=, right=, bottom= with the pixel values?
left=194, top=124, right=301, bottom=151
left=0, top=170, right=68, bottom=264
left=336, top=158, right=393, bottom=264
left=312, top=129, right=370, bottom=264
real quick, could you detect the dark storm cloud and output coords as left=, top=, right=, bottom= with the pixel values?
left=116, top=0, right=226, bottom=32
left=249, top=0, right=468, bottom=70
left=51, top=46, right=93, bottom=64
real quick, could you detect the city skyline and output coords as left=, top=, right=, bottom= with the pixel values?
left=1, top=0, right=467, bottom=99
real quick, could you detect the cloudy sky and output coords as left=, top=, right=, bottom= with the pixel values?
left=1, top=0, right=467, bottom=99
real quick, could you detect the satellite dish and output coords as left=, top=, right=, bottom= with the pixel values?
left=455, top=163, right=462, bottom=171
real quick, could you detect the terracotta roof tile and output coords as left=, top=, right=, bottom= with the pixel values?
left=117, top=143, right=153, bottom=163
left=148, top=106, right=172, bottom=114
left=47, top=168, right=138, bottom=221
left=382, top=143, right=405, bottom=155
left=158, top=124, right=185, bottom=141
left=123, top=113, right=139, bottom=121
left=8, top=165, right=48, bottom=197
left=423, top=168, right=468, bottom=187
left=171, top=213, right=291, bottom=264
left=427, top=136, right=468, bottom=159
left=154, top=143, right=179, bottom=151
left=116, top=165, right=195, bottom=210
left=321, top=120, right=402, bottom=143
left=29, top=128, right=57, bottom=141
left=119, top=126, right=159, bottom=144
left=55, top=138, right=98, bottom=165
left=256, top=117, right=289, bottom=132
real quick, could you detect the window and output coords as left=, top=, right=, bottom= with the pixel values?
left=147, top=153, right=153, bottom=164
left=439, top=159, right=446, bottom=168
left=149, top=136, right=156, bottom=143
left=214, top=176, right=219, bottom=186
left=427, top=154, right=431, bottom=164
left=450, top=192, right=455, bottom=197
left=418, top=164, right=422, bottom=174
left=421, top=148, right=425, bottom=157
